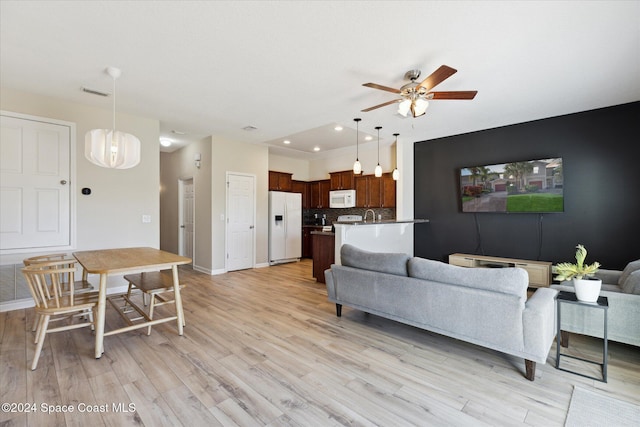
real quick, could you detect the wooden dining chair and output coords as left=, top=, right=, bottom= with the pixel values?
left=22, top=261, right=99, bottom=370
left=23, top=253, right=94, bottom=333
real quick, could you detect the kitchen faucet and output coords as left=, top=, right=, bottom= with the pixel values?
left=364, top=209, right=376, bottom=222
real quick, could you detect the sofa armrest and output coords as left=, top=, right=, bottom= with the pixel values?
left=551, top=283, right=640, bottom=346
left=325, top=267, right=337, bottom=300
left=594, top=269, right=622, bottom=285
left=522, top=287, right=558, bottom=362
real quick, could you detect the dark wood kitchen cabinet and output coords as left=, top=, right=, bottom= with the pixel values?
left=268, top=171, right=293, bottom=191
left=310, top=179, right=330, bottom=208
left=291, top=180, right=310, bottom=209
left=302, top=225, right=322, bottom=258
left=329, top=170, right=355, bottom=190
left=355, top=173, right=395, bottom=208
left=312, top=232, right=335, bottom=283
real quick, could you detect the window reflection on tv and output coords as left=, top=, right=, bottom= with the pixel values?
left=460, top=158, right=564, bottom=213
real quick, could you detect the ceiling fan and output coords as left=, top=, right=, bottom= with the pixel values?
left=362, top=65, right=477, bottom=117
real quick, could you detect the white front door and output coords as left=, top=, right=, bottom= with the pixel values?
left=179, top=178, right=194, bottom=260
left=0, top=114, right=72, bottom=251
left=226, top=173, right=255, bottom=271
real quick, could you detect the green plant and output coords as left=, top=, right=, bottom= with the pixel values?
left=553, top=244, right=601, bottom=281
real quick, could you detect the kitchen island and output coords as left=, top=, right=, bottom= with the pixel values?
left=311, top=231, right=334, bottom=283
left=333, top=219, right=429, bottom=265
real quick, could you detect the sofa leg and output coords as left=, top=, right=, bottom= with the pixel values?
left=336, top=304, right=342, bottom=317
left=560, top=330, right=570, bottom=348
left=525, top=360, right=536, bottom=381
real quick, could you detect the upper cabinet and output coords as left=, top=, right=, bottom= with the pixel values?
left=310, top=179, right=330, bottom=209
left=329, top=170, right=355, bottom=191
left=355, top=173, right=395, bottom=208
left=269, top=171, right=293, bottom=191
left=291, top=180, right=310, bottom=209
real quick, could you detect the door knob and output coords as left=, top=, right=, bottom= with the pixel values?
left=180, top=225, right=185, bottom=228
left=60, top=180, right=68, bottom=185
left=249, top=225, right=255, bottom=229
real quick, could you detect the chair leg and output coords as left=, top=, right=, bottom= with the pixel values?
left=147, top=294, right=155, bottom=336
left=32, top=313, right=40, bottom=332
left=32, top=315, right=50, bottom=370
left=34, top=315, right=46, bottom=344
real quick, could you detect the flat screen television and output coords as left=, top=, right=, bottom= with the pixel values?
left=460, top=158, right=564, bottom=213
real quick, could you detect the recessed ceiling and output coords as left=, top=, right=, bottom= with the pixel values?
left=1, top=1, right=638, bottom=159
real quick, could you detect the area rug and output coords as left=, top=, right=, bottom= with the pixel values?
left=565, top=385, right=640, bottom=426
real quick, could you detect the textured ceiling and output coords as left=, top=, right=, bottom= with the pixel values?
left=1, top=1, right=639, bottom=158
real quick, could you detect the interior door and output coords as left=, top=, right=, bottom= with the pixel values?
left=0, top=114, right=71, bottom=251
left=226, top=173, right=255, bottom=271
left=179, top=178, right=194, bottom=260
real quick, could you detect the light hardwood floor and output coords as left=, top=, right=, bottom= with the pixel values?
left=1, top=259, right=639, bottom=426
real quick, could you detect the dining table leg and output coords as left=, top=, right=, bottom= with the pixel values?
left=95, top=273, right=108, bottom=358
left=171, top=265, right=184, bottom=335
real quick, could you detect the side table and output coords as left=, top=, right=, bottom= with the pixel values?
left=556, top=290, right=608, bottom=382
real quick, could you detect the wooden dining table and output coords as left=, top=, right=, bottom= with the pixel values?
left=73, top=247, right=192, bottom=358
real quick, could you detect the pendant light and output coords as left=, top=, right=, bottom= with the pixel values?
left=352, top=118, right=362, bottom=174
left=85, top=66, right=141, bottom=169
left=392, top=133, right=400, bottom=180
left=374, top=126, right=382, bottom=177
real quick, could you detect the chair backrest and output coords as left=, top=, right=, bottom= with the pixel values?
left=23, top=254, right=88, bottom=293
left=22, top=261, right=79, bottom=309
left=23, top=253, right=69, bottom=266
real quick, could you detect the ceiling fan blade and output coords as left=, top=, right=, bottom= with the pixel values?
left=362, top=82, right=401, bottom=94
left=361, top=99, right=402, bottom=112
left=416, top=65, right=457, bottom=91
left=427, top=91, right=478, bottom=100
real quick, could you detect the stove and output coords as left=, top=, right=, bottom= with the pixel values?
left=337, top=215, right=363, bottom=222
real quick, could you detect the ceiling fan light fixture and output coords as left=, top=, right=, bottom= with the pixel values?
left=411, top=99, right=429, bottom=117
left=85, top=66, right=141, bottom=169
left=397, top=99, right=411, bottom=117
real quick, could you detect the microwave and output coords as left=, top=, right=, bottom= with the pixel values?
left=329, top=189, right=356, bottom=208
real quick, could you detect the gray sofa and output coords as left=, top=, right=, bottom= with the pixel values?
left=324, top=244, right=559, bottom=381
left=551, top=260, right=640, bottom=347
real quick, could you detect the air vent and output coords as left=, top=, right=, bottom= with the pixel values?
left=82, top=87, right=110, bottom=97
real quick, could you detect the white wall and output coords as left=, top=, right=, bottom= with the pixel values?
left=268, top=155, right=310, bottom=181
left=211, top=138, right=269, bottom=271
left=306, top=142, right=395, bottom=181
left=160, top=137, right=212, bottom=272
left=0, top=87, right=160, bottom=285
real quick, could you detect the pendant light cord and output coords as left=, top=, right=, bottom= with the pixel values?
left=112, top=74, right=116, bottom=132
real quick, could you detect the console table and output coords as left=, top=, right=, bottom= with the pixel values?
left=448, top=253, right=552, bottom=288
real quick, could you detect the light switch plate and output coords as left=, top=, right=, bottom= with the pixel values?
left=142, top=215, right=151, bottom=223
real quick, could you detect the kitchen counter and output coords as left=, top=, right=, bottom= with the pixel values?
left=310, top=231, right=334, bottom=236
left=334, top=219, right=429, bottom=225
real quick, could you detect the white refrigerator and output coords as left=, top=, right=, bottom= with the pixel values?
left=268, top=191, right=302, bottom=265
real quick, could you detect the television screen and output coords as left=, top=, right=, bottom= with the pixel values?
left=460, top=158, right=564, bottom=213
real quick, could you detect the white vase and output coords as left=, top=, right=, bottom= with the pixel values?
left=573, top=278, right=602, bottom=303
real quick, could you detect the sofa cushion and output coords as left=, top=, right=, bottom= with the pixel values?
left=340, top=244, right=409, bottom=276
left=407, top=257, right=529, bottom=297
left=621, top=270, right=640, bottom=294
left=619, top=259, right=640, bottom=286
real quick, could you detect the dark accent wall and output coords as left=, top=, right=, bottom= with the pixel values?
left=414, top=101, right=639, bottom=270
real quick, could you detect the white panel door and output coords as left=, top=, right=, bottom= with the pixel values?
left=0, top=115, right=71, bottom=250
left=179, top=178, right=194, bottom=259
left=227, top=173, right=255, bottom=271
